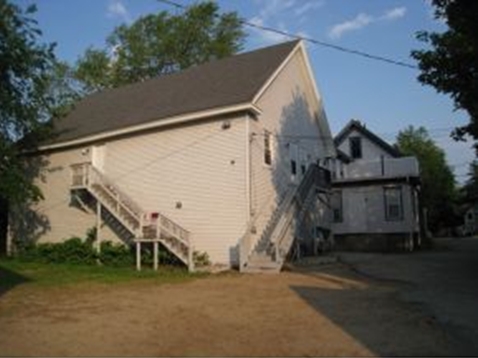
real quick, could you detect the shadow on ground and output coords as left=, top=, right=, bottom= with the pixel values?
left=0, top=264, right=30, bottom=297
left=289, top=265, right=452, bottom=357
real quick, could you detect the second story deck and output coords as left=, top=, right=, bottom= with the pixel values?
left=333, top=156, right=420, bottom=183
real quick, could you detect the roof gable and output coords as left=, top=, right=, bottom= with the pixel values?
left=334, top=119, right=401, bottom=158
left=51, top=40, right=300, bottom=146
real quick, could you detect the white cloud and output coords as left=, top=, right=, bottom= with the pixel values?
left=107, top=0, right=131, bottom=23
left=328, top=13, right=373, bottom=40
left=328, top=6, right=407, bottom=40
left=255, top=0, right=297, bottom=21
left=249, top=17, right=291, bottom=45
left=249, top=0, right=315, bottom=45
left=295, top=1, right=325, bottom=17
left=381, top=6, right=407, bottom=21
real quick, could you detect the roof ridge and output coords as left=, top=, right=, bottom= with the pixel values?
left=83, top=40, right=301, bottom=101
left=50, top=40, right=300, bottom=145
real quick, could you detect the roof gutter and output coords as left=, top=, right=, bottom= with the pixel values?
left=36, top=102, right=262, bottom=153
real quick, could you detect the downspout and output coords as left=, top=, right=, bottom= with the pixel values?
left=239, top=113, right=252, bottom=271
left=245, top=113, right=252, bottom=221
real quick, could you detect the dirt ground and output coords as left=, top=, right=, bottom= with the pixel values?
left=0, top=262, right=455, bottom=357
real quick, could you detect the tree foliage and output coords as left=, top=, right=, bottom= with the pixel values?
left=396, top=126, right=457, bottom=232
left=75, top=1, right=245, bottom=93
left=459, top=160, right=478, bottom=203
left=0, top=0, right=58, bottom=204
left=411, top=0, right=478, bottom=148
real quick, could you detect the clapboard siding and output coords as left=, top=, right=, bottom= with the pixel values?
left=332, top=184, right=418, bottom=234
left=11, top=147, right=120, bottom=245
left=103, top=116, right=248, bottom=265
left=248, top=47, right=333, bottom=243
left=338, top=128, right=394, bottom=160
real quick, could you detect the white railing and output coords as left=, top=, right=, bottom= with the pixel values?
left=272, top=165, right=319, bottom=264
left=70, top=162, right=194, bottom=271
left=240, top=164, right=326, bottom=271
left=335, top=156, right=419, bottom=181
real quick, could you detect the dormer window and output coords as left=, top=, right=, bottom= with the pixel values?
left=349, top=137, right=362, bottom=159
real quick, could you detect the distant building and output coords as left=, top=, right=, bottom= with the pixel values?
left=331, top=120, right=421, bottom=251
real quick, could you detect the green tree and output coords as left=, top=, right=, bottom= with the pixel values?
left=396, top=126, right=457, bottom=233
left=75, top=1, right=245, bottom=93
left=459, top=161, right=478, bottom=202
left=411, top=0, right=478, bottom=148
left=0, top=0, right=58, bottom=204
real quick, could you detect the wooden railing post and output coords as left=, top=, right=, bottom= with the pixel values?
left=136, top=241, right=141, bottom=271
left=188, top=239, right=194, bottom=272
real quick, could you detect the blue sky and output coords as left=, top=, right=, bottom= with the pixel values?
left=18, top=0, right=474, bottom=182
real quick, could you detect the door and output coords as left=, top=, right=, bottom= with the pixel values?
left=92, top=144, right=105, bottom=172
left=347, top=190, right=367, bottom=233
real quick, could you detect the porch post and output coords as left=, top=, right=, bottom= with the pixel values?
left=96, top=201, right=102, bottom=255
left=136, top=241, right=141, bottom=271
left=153, top=241, right=158, bottom=271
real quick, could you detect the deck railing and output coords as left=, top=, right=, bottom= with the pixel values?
left=70, top=162, right=193, bottom=271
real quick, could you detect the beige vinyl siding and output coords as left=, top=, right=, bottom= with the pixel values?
left=9, top=148, right=109, bottom=245
left=103, top=115, right=248, bottom=265
left=248, top=48, right=331, bottom=246
left=11, top=115, right=248, bottom=265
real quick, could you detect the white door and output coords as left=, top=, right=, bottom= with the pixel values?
left=92, top=144, right=105, bottom=172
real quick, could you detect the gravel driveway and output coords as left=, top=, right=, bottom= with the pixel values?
left=0, top=260, right=456, bottom=356
left=339, top=237, right=478, bottom=356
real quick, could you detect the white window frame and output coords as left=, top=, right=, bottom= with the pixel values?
left=384, top=186, right=404, bottom=221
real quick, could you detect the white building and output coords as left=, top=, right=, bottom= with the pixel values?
left=8, top=40, right=336, bottom=272
left=331, top=120, right=421, bottom=251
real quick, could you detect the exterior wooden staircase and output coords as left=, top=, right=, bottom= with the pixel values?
left=70, top=162, right=194, bottom=271
left=239, top=164, right=329, bottom=273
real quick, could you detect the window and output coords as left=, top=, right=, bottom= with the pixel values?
left=291, top=160, right=297, bottom=175
left=289, top=143, right=298, bottom=176
left=331, top=190, right=343, bottom=223
left=384, top=186, right=403, bottom=221
left=349, top=137, right=362, bottom=159
left=264, top=130, right=272, bottom=165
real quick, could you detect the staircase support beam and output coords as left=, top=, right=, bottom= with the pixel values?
left=136, top=241, right=141, bottom=271
left=96, top=201, right=102, bottom=255
left=153, top=241, right=158, bottom=271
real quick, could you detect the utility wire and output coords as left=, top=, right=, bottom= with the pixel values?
left=157, top=0, right=418, bottom=70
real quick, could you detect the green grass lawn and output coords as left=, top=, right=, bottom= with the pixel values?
left=0, top=258, right=205, bottom=291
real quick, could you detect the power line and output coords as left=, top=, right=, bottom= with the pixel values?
left=157, top=0, right=418, bottom=70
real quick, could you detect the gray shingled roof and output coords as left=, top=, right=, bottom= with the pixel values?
left=52, top=40, right=299, bottom=144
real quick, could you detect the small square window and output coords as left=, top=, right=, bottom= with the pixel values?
left=331, top=190, right=343, bottom=223
left=264, top=130, right=272, bottom=165
left=350, top=137, right=362, bottom=159
left=291, top=160, right=297, bottom=175
left=301, top=164, right=306, bottom=175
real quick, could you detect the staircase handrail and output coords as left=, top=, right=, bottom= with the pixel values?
left=238, top=180, right=296, bottom=270
left=70, top=162, right=194, bottom=270
left=88, top=165, right=144, bottom=219
left=270, top=164, right=319, bottom=259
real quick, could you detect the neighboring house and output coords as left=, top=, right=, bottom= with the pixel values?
left=330, top=120, right=421, bottom=251
left=8, top=40, right=336, bottom=272
left=461, top=204, right=478, bottom=236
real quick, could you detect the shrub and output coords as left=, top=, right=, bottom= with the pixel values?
left=99, top=241, right=134, bottom=267
left=20, top=237, right=97, bottom=265
left=193, top=251, right=210, bottom=267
